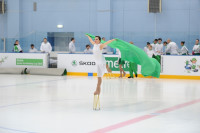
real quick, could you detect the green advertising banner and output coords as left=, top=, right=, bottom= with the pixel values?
left=105, top=57, right=129, bottom=71
left=16, top=58, right=43, bottom=66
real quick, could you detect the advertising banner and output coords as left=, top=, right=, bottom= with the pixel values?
left=58, top=54, right=141, bottom=73
left=0, top=53, right=48, bottom=68
left=162, top=55, right=200, bottom=76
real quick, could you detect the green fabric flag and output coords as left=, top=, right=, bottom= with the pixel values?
left=86, top=33, right=161, bottom=78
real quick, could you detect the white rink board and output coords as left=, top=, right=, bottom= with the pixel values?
left=58, top=54, right=200, bottom=76
left=58, top=54, right=96, bottom=73
left=57, top=54, right=141, bottom=73
left=0, top=53, right=48, bottom=68
left=162, top=55, right=200, bottom=76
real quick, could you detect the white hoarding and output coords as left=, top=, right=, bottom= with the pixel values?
left=58, top=54, right=141, bottom=73
left=0, top=53, right=48, bottom=68
left=162, top=55, right=200, bottom=76
left=58, top=54, right=200, bottom=77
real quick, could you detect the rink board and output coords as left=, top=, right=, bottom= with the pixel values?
left=58, top=54, right=200, bottom=79
left=0, top=53, right=48, bottom=68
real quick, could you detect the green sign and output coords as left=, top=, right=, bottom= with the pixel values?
left=105, top=57, right=129, bottom=71
left=71, top=60, right=78, bottom=67
left=16, top=58, right=43, bottom=66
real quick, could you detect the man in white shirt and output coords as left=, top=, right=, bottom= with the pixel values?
left=146, top=45, right=156, bottom=58
left=29, top=44, right=38, bottom=53
left=151, top=39, right=158, bottom=51
left=163, top=41, right=170, bottom=55
left=84, top=44, right=93, bottom=54
left=192, top=39, right=200, bottom=55
left=155, top=38, right=163, bottom=55
left=144, top=42, right=151, bottom=54
left=165, top=39, right=179, bottom=55
left=40, top=38, right=52, bottom=53
left=154, top=38, right=163, bottom=63
left=69, top=38, right=76, bottom=53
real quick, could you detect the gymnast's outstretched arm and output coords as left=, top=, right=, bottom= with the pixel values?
left=86, top=35, right=95, bottom=45
left=100, top=39, right=116, bottom=50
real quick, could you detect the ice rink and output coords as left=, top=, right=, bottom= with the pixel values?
left=0, top=74, right=200, bottom=133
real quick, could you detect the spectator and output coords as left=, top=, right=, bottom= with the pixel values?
left=102, top=37, right=108, bottom=54
left=13, top=40, right=23, bottom=53
left=154, top=38, right=163, bottom=63
left=146, top=45, right=155, bottom=58
left=84, top=44, right=93, bottom=54
left=40, top=38, right=52, bottom=53
left=155, top=38, right=163, bottom=55
left=165, top=39, right=179, bottom=55
left=163, top=41, right=169, bottom=55
left=69, top=38, right=76, bottom=53
left=192, top=39, right=200, bottom=55
left=144, top=42, right=151, bottom=54
left=179, top=41, right=188, bottom=55
left=29, top=44, right=38, bottom=53
left=151, top=39, right=158, bottom=50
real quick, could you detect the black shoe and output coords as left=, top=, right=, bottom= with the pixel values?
left=135, top=74, right=138, bottom=78
left=128, top=76, right=133, bottom=78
